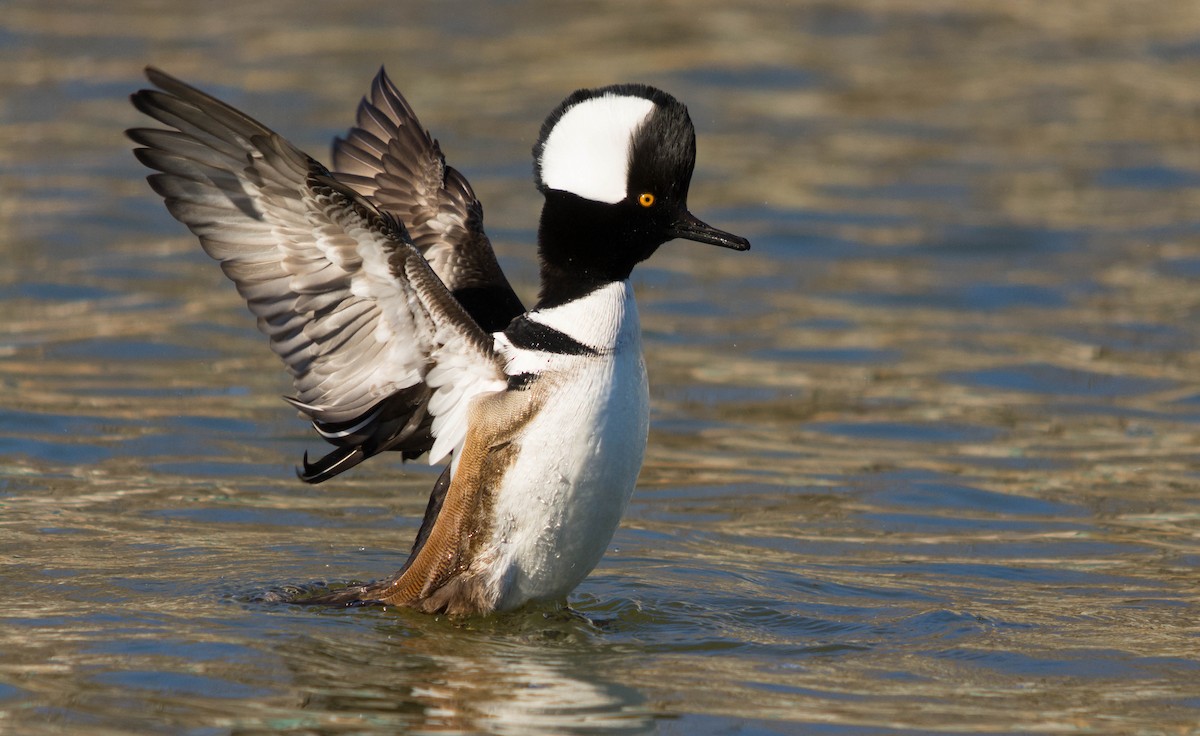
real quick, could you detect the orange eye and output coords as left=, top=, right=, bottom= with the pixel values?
left=637, top=192, right=655, bottom=207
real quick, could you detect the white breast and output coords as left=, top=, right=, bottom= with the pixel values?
left=486, top=282, right=649, bottom=610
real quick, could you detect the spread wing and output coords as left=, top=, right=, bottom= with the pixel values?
left=331, top=68, right=525, bottom=334
left=128, top=67, right=507, bottom=479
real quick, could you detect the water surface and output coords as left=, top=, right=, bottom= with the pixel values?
left=3, top=1, right=1200, bottom=733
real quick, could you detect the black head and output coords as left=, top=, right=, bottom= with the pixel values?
left=532, top=84, right=750, bottom=307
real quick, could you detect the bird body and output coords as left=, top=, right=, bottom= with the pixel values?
left=487, top=281, right=649, bottom=611
left=129, top=67, right=748, bottom=615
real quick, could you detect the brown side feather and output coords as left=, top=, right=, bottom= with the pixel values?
left=308, top=384, right=548, bottom=615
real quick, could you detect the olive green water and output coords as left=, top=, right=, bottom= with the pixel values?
left=3, top=1, right=1200, bottom=733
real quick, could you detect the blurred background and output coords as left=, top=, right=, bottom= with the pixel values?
left=2, top=1, right=1200, bottom=733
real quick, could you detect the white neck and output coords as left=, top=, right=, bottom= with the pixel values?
left=528, top=281, right=637, bottom=352
left=494, top=281, right=641, bottom=379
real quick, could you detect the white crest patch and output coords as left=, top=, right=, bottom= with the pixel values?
left=537, top=94, right=656, bottom=204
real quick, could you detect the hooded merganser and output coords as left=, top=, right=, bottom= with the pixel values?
left=129, top=67, right=749, bottom=615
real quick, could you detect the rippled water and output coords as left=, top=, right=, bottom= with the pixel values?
left=4, top=1, right=1200, bottom=733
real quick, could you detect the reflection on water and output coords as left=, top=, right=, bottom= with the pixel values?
left=278, top=616, right=653, bottom=735
left=3, top=0, right=1200, bottom=733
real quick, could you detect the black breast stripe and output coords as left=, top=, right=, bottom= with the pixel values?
left=507, top=372, right=537, bottom=391
left=504, top=316, right=600, bottom=356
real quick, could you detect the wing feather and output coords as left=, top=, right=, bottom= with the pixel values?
left=128, top=67, right=507, bottom=468
left=331, top=68, right=525, bottom=334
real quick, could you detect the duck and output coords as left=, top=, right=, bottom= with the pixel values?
left=128, top=67, right=749, bottom=615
